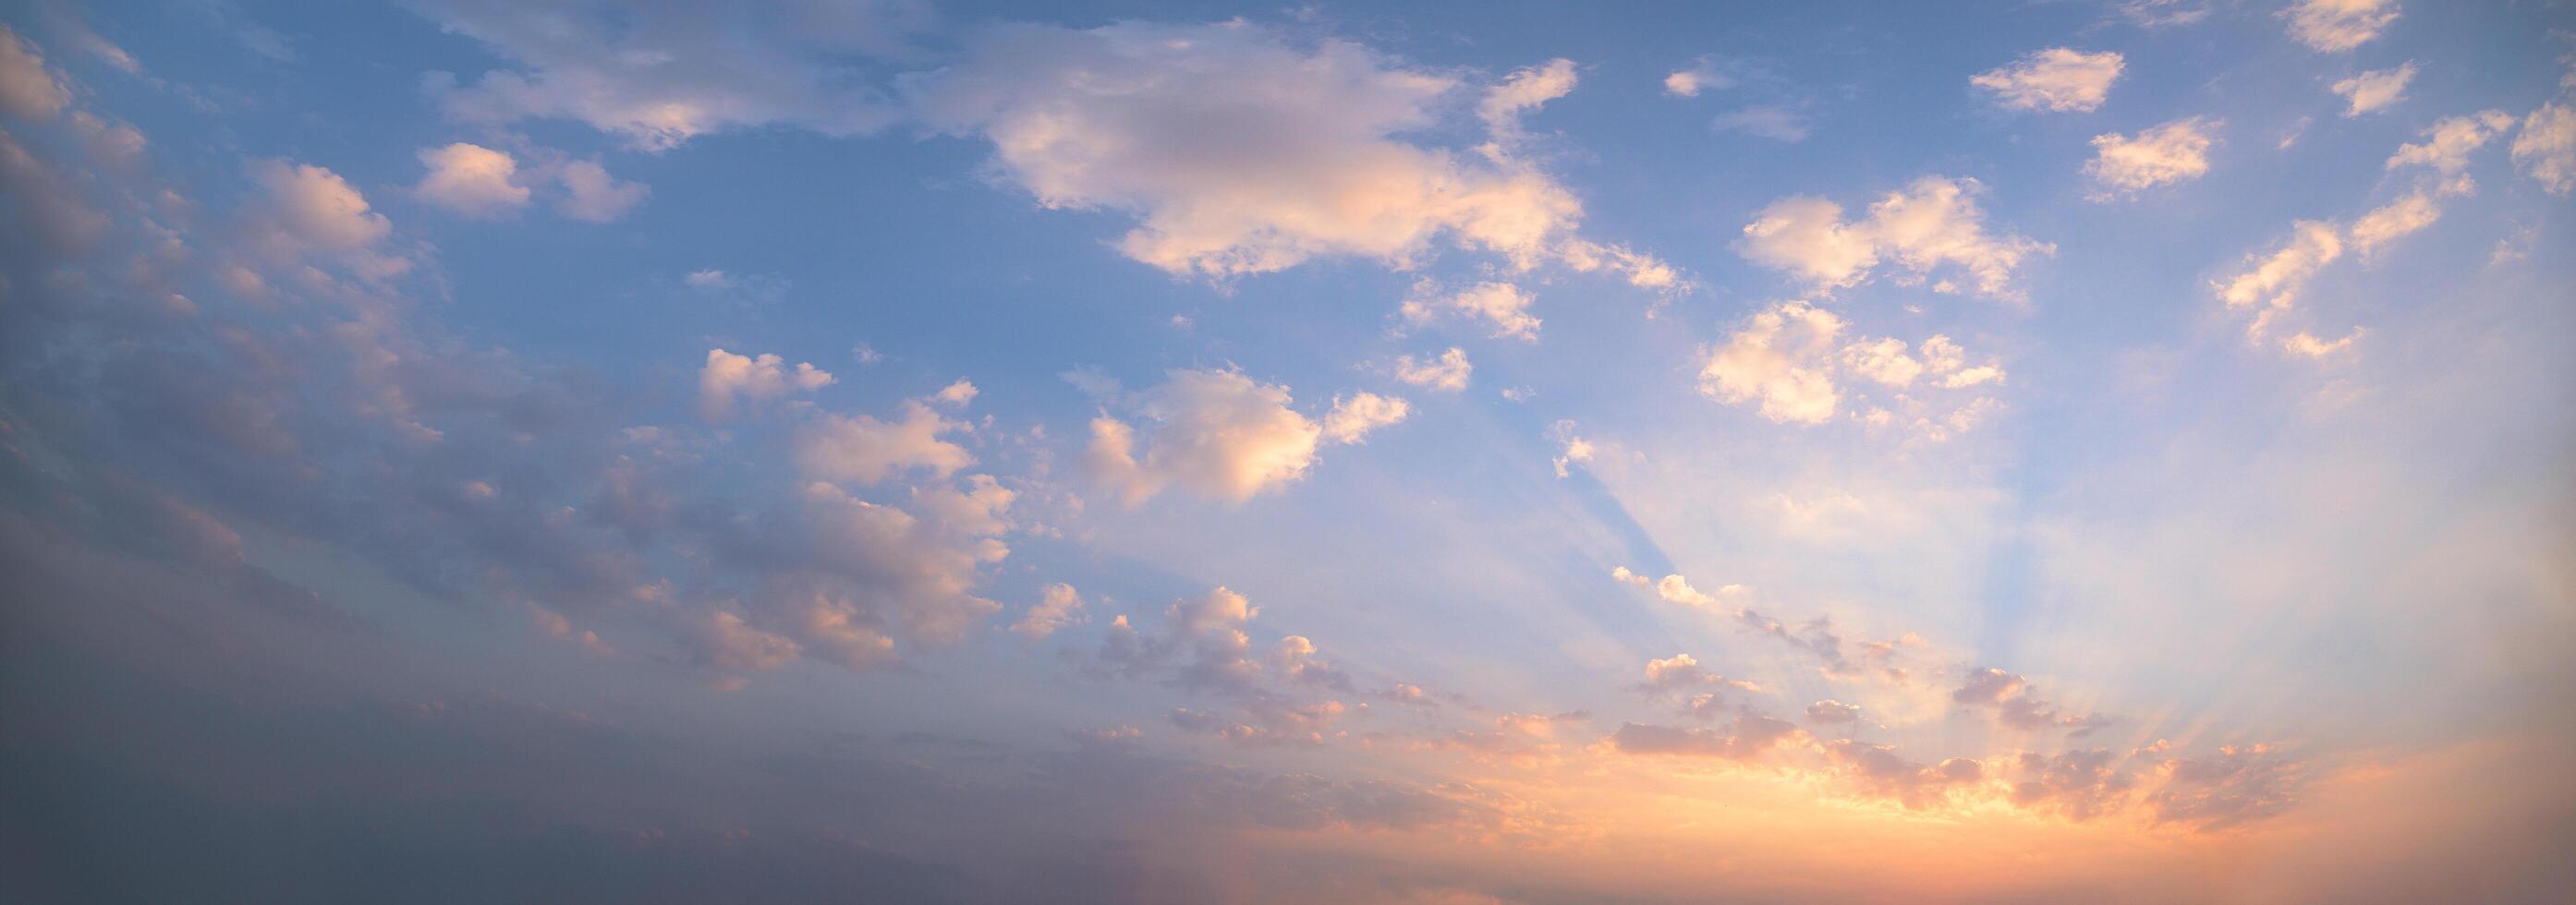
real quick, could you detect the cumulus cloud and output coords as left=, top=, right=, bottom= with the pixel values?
left=2010, top=749, right=2136, bottom=820
left=1825, top=741, right=1984, bottom=809
left=1401, top=281, right=1542, bottom=341
left=416, top=0, right=927, bottom=150
left=2148, top=743, right=2306, bottom=830
left=1971, top=48, right=2124, bottom=113
left=2213, top=220, right=2342, bottom=340
left=1699, top=301, right=1845, bottom=423
left=1012, top=582, right=1086, bottom=640
left=1698, top=303, right=2005, bottom=428
left=1805, top=700, right=1862, bottom=723
left=908, top=21, right=1589, bottom=278
left=2086, top=116, right=2219, bottom=199
left=796, top=400, right=974, bottom=486
left=412, top=142, right=532, bottom=217
left=1950, top=667, right=2113, bottom=736
left=1549, top=419, right=1594, bottom=478
left=556, top=159, right=650, bottom=222
left=2331, top=63, right=2414, bottom=116
left=1739, top=176, right=2050, bottom=298
left=2281, top=0, right=2400, bottom=53
left=2385, top=110, right=2516, bottom=174
left=1320, top=392, right=1411, bottom=444
left=246, top=159, right=414, bottom=283
left=1394, top=347, right=1472, bottom=392
left=0, top=23, right=69, bottom=120
left=1084, top=369, right=1329, bottom=505
left=1663, top=60, right=1730, bottom=98
left=1607, top=715, right=1805, bottom=759
left=2349, top=191, right=2442, bottom=261
left=698, top=348, right=832, bottom=418
left=2513, top=102, right=2576, bottom=195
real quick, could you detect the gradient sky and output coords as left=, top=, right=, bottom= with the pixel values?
left=3, top=1, right=2573, bottom=902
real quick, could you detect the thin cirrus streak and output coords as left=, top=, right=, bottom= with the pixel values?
left=0, top=2, right=2570, bottom=903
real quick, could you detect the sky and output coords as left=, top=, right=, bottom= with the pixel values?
left=1, top=0, right=2572, bottom=902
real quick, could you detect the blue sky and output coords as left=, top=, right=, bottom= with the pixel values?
left=4, top=0, right=2573, bottom=901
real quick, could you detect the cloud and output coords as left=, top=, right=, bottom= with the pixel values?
left=1739, top=176, right=2050, bottom=298
left=0, top=23, right=69, bottom=120
left=2010, top=749, right=2136, bottom=820
left=1084, top=369, right=1327, bottom=505
left=1401, top=281, right=1542, bottom=341
left=2113, top=0, right=2212, bottom=29
left=1971, top=48, right=2124, bottom=114
left=411, top=142, right=532, bottom=217
left=2148, top=743, right=2306, bottom=830
left=1477, top=57, right=1578, bottom=146
left=908, top=21, right=1589, bottom=279
left=414, top=0, right=926, bottom=150
left=1394, top=347, right=1472, bottom=392
left=2282, top=0, right=2400, bottom=53
left=1012, top=582, right=1086, bottom=640
left=2512, top=102, right=2576, bottom=195
left=1950, top=667, right=2113, bottom=736
left=2086, top=116, right=2219, bottom=199
left=2213, top=220, right=2342, bottom=339
left=1549, top=420, right=1594, bottom=478
left=2331, top=63, right=2415, bottom=116
left=1699, top=301, right=1845, bottom=424
left=1606, top=715, right=1805, bottom=759
left=796, top=400, right=974, bottom=485
left=698, top=348, right=832, bottom=418
left=1825, top=741, right=1984, bottom=809
left=1804, top=700, right=1862, bottom=723
left=1712, top=104, right=1810, bottom=142
left=1320, top=392, right=1410, bottom=444
left=246, top=159, right=413, bottom=283
left=2386, top=110, right=2516, bottom=174
left=1663, top=60, right=1730, bottom=98
left=2349, top=191, right=2442, bottom=261
left=555, top=159, right=650, bottom=222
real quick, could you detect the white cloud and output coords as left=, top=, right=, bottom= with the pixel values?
left=932, top=379, right=978, bottom=407
left=1971, top=48, right=2124, bottom=114
left=257, top=160, right=394, bottom=250
left=2386, top=111, right=2516, bottom=174
left=2086, top=116, right=2219, bottom=199
left=1549, top=420, right=1593, bottom=477
left=2512, top=102, right=2576, bottom=195
left=1084, top=369, right=1327, bottom=505
left=556, top=159, right=650, bottom=222
left=1700, top=305, right=2006, bottom=429
left=796, top=400, right=975, bottom=485
left=699, top=348, right=832, bottom=418
left=1699, top=301, right=1846, bottom=424
left=2330, top=64, right=2414, bottom=116
left=416, top=0, right=925, bottom=150
left=2115, top=0, right=2211, bottom=29
left=1478, top=57, right=1578, bottom=147
left=907, top=21, right=1591, bottom=278
left=1394, top=347, right=1472, bottom=392
left=1840, top=338, right=1924, bottom=388
left=412, top=143, right=532, bottom=218
left=1739, top=176, right=2051, bottom=299
left=1401, top=281, right=1542, bottom=341
left=2282, top=0, right=2400, bottom=53
left=2212, top=221, right=2343, bottom=343
left=1320, top=392, right=1411, bottom=444
left=1712, top=104, right=1811, bottom=142
left=1663, top=60, right=1730, bottom=98
left=246, top=160, right=414, bottom=283
left=0, top=23, right=69, bottom=120
left=1013, top=583, right=1086, bottom=640
left=2349, top=192, right=2441, bottom=261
